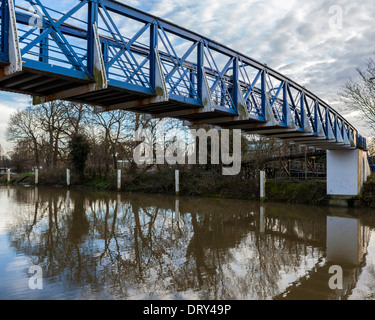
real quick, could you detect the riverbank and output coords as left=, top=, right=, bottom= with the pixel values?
left=0, top=169, right=259, bottom=200
left=1, top=169, right=375, bottom=208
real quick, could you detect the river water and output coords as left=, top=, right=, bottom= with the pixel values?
left=0, top=185, right=374, bottom=300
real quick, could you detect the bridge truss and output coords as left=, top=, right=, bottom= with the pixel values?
left=0, top=0, right=367, bottom=150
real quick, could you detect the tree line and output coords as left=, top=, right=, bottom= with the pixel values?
left=6, top=101, right=164, bottom=177
left=5, top=100, right=296, bottom=181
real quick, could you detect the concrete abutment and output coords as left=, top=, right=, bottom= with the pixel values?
left=327, top=149, right=371, bottom=207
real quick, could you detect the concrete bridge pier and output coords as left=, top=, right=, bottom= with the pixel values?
left=327, top=149, right=371, bottom=206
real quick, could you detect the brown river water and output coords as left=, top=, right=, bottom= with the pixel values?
left=0, top=185, right=374, bottom=300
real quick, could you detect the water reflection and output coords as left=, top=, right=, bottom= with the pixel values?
left=0, top=186, right=374, bottom=300
left=277, top=213, right=371, bottom=300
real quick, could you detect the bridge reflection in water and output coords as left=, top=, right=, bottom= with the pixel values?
left=1, top=186, right=374, bottom=300
left=276, top=214, right=370, bottom=300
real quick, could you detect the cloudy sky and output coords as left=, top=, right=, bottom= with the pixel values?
left=1, top=0, right=375, bottom=152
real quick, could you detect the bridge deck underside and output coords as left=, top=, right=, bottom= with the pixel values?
left=0, top=67, right=352, bottom=151
left=0, top=68, right=86, bottom=96
left=0, top=68, right=151, bottom=103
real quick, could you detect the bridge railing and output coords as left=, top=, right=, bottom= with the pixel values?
left=97, top=3, right=153, bottom=93
left=0, top=0, right=367, bottom=149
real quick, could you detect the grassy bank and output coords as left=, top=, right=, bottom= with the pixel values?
left=2, top=169, right=375, bottom=208
left=0, top=168, right=260, bottom=200
left=265, top=180, right=327, bottom=205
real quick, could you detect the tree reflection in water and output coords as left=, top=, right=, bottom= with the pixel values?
left=3, top=186, right=373, bottom=300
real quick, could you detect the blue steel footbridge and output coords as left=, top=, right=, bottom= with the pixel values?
left=0, top=0, right=367, bottom=151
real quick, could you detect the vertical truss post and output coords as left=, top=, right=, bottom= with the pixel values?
left=39, top=24, right=49, bottom=63
left=196, top=41, right=214, bottom=111
left=220, top=81, right=225, bottom=106
left=231, top=57, right=247, bottom=119
left=232, top=57, right=239, bottom=112
left=300, top=91, right=312, bottom=133
left=325, top=108, right=330, bottom=139
left=260, top=69, right=274, bottom=125
left=327, top=108, right=331, bottom=139
left=282, top=82, right=288, bottom=126
left=300, top=91, right=305, bottom=131
left=283, top=81, right=294, bottom=128
left=150, top=22, right=158, bottom=91
left=325, top=107, right=335, bottom=140
left=147, top=22, right=167, bottom=100
left=314, top=101, right=325, bottom=137
left=333, top=115, right=337, bottom=140
left=314, top=101, right=319, bottom=134
left=342, top=123, right=350, bottom=146
left=189, top=69, right=195, bottom=98
left=1, top=0, right=9, bottom=60
left=92, top=22, right=107, bottom=90
left=334, top=115, right=343, bottom=143
left=348, top=130, right=355, bottom=148
left=87, top=0, right=98, bottom=76
left=102, top=42, right=109, bottom=65
left=197, top=41, right=203, bottom=104
left=261, top=69, right=266, bottom=120
left=1, top=0, right=21, bottom=76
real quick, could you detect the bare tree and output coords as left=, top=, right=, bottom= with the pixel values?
left=339, top=57, right=375, bottom=131
left=63, top=102, right=88, bottom=136
left=6, top=107, right=42, bottom=168
left=89, top=108, right=130, bottom=176
left=36, top=101, right=70, bottom=169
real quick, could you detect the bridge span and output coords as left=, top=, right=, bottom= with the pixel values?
left=0, top=0, right=371, bottom=196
